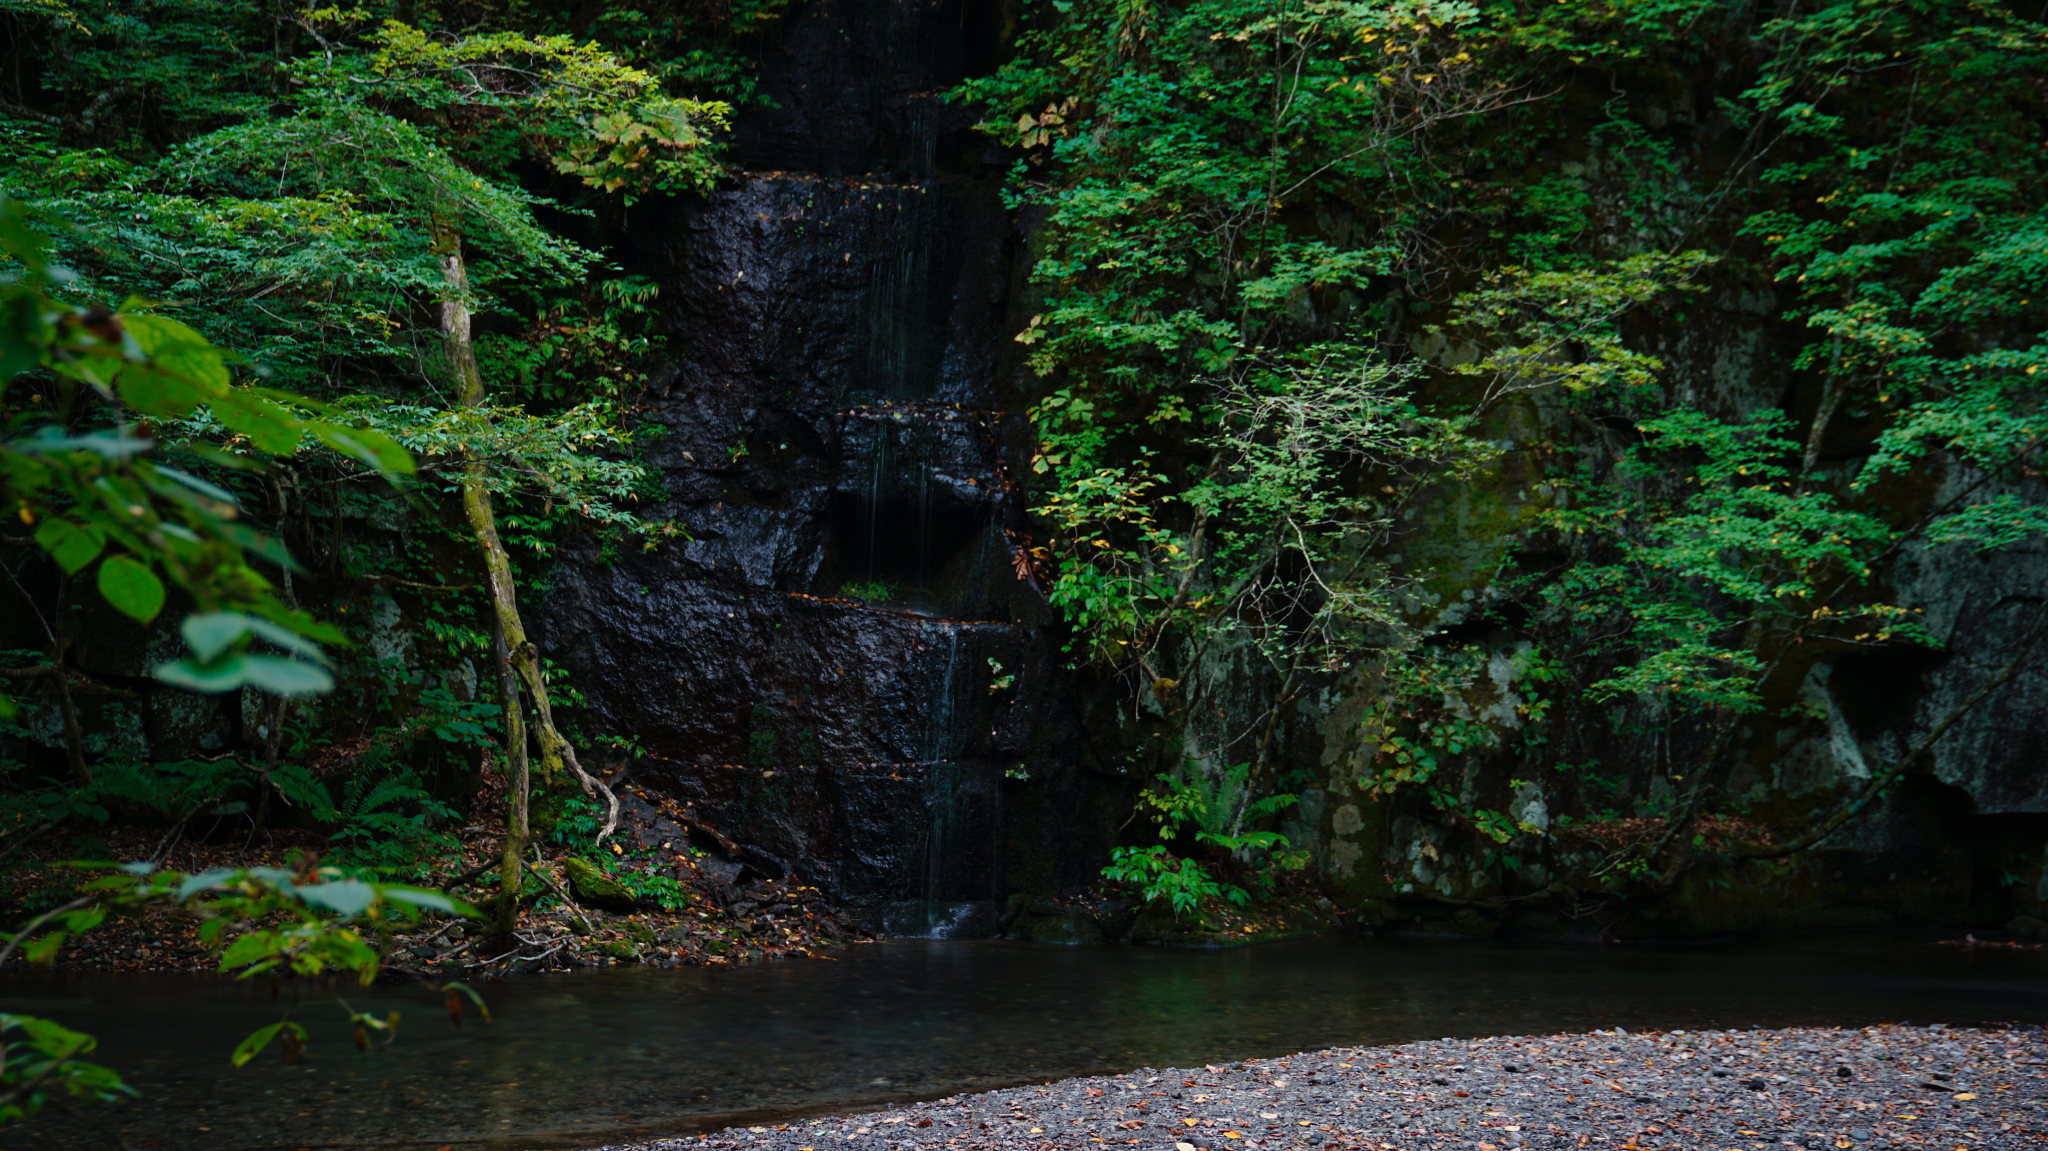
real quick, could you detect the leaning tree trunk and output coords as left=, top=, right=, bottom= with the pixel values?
left=489, top=619, right=529, bottom=940
left=433, top=217, right=620, bottom=932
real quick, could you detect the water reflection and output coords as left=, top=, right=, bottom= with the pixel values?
left=0, top=932, right=2041, bottom=1151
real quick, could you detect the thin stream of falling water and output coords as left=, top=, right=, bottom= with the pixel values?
left=864, top=426, right=893, bottom=579
left=907, top=625, right=985, bottom=937
left=862, top=188, right=938, bottom=397
left=927, top=624, right=962, bottom=762
left=914, top=429, right=934, bottom=589
left=908, top=99, right=938, bottom=174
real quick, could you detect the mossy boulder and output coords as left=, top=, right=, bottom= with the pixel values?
left=1128, top=905, right=1213, bottom=945
left=1091, top=899, right=1138, bottom=941
left=1003, top=893, right=1106, bottom=944
left=563, top=856, right=642, bottom=913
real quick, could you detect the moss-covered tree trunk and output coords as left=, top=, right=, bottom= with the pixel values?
left=489, top=618, right=528, bottom=940
left=433, top=215, right=618, bottom=938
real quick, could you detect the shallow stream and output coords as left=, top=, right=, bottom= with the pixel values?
left=0, top=933, right=2041, bottom=1150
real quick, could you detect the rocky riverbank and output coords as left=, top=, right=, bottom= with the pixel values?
left=598, top=1024, right=2044, bottom=1151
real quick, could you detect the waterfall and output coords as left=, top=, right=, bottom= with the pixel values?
left=859, top=187, right=946, bottom=397
left=544, top=0, right=1132, bottom=935
left=891, top=622, right=1006, bottom=939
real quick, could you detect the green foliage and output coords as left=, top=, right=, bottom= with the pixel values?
left=1441, top=251, right=1717, bottom=401
left=1, top=196, right=413, bottom=709
left=548, top=796, right=695, bottom=911
left=965, top=1, right=1515, bottom=800
left=1104, top=762, right=1307, bottom=913
left=3, top=8, right=720, bottom=602
left=1738, top=0, right=2048, bottom=503
left=1102, top=845, right=1245, bottom=915
left=0, top=1012, right=131, bottom=1125
left=841, top=578, right=898, bottom=602
left=1140, top=761, right=1296, bottom=847
left=988, top=0, right=2048, bottom=883
left=0, top=858, right=477, bottom=1126
left=323, top=769, right=460, bottom=877
left=1356, top=645, right=1551, bottom=843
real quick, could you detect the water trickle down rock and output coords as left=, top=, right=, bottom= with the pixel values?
left=535, top=0, right=1136, bottom=933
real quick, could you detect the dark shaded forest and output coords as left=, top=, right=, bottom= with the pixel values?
left=2, top=0, right=2046, bottom=1035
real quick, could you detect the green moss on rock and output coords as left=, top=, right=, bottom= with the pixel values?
left=564, top=856, right=641, bottom=913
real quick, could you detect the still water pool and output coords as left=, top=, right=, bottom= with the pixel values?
left=0, top=932, right=2041, bottom=1150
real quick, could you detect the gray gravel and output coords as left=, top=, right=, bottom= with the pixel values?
left=597, top=1024, right=2045, bottom=1151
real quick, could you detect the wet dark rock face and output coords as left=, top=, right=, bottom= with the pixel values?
left=537, top=0, right=1136, bottom=931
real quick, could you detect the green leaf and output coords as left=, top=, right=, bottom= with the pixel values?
left=15, top=428, right=150, bottom=458
left=181, top=612, right=253, bottom=663
left=97, top=555, right=165, bottom=623
left=0, top=295, right=48, bottom=378
left=217, top=522, right=304, bottom=574
left=154, top=654, right=250, bottom=693
left=116, top=364, right=205, bottom=419
left=239, top=616, right=330, bottom=665
left=238, top=655, right=334, bottom=697
left=312, top=424, right=415, bottom=477
left=24, top=933, right=66, bottom=965
left=212, top=391, right=304, bottom=455
left=122, top=314, right=228, bottom=395
left=296, top=879, right=375, bottom=917
left=218, top=931, right=279, bottom=971
left=177, top=868, right=237, bottom=898
left=34, top=518, right=103, bottom=575
left=382, top=888, right=458, bottom=914
left=149, top=466, right=240, bottom=508
left=229, top=1021, right=285, bottom=1067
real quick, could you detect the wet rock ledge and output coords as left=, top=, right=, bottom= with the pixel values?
left=598, top=1024, right=2043, bottom=1151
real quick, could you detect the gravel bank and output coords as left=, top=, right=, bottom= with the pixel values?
left=598, top=1024, right=2043, bottom=1151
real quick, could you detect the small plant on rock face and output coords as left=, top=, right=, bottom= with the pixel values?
left=840, top=578, right=897, bottom=603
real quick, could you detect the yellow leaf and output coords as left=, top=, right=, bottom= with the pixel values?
left=1952, top=1093, right=1977, bottom=1101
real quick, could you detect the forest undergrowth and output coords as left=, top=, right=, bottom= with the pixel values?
left=0, top=770, right=867, bottom=980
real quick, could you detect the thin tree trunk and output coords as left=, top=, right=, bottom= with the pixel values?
left=50, top=661, right=87, bottom=788
left=433, top=215, right=621, bottom=849
left=49, top=573, right=89, bottom=787
left=0, top=663, right=90, bottom=787
left=491, top=620, right=528, bottom=941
